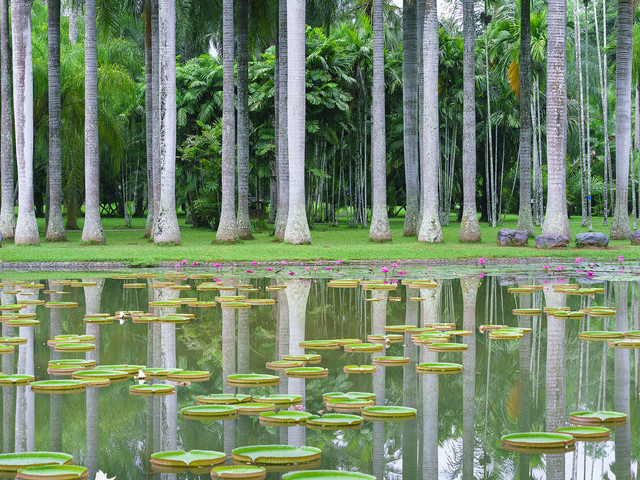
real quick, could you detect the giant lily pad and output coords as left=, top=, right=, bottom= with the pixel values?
left=372, top=356, right=410, bottom=367
left=53, top=343, right=94, bottom=353
left=47, top=360, right=95, bottom=374
left=282, top=471, right=375, bottom=480
left=361, top=406, right=417, bottom=421
left=231, top=445, right=321, bottom=466
left=181, top=405, right=239, bottom=419
left=150, top=450, right=225, bottom=468
left=167, top=370, right=210, bottom=382
left=30, top=380, right=86, bottom=394
left=0, top=452, right=73, bottom=471
left=282, top=354, right=321, bottom=364
left=259, top=411, right=313, bottom=426
left=416, top=363, right=462, bottom=374
left=578, top=331, right=625, bottom=341
left=299, top=340, right=340, bottom=350
left=71, top=370, right=128, bottom=381
left=211, top=466, right=267, bottom=479
left=100, top=364, right=145, bottom=375
left=501, top=432, right=575, bottom=453
left=0, top=374, right=34, bottom=386
left=427, top=343, right=467, bottom=352
left=251, top=395, right=302, bottom=407
left=569, top=411, right=627, bottom=426
left=343, top=343, right=383, bottom=353
left=235, top=403, right=276, bottom=415
left=5, top=319, right=39, bottom=327
left=227, top=374, right=279, bottom=388
left=305, top=414, right=363, bottom=429
left=0, top=345, right=15, bottom=354
left=129, top=384, right=175, bottom=396
left=196, top=394, right=252, bottom=405
left=44, top=302, right=79, bottom=309
left=555, top=426, right=610, bottom=441
left=343, top=365, right=376, bottom=374
left=512, top=308, right=542, bottom=316
left=266, top=361, right=306, bottom=371
left=0, top=337, right=27, bottom=345
left=607, top=339, right=640, bottom=348
left=15, top=465, right=87, bottom=479
left=367, top=335, right=403, bottom=344
left=285, top=367, right=328, bottom=379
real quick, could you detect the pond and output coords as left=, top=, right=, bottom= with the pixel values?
left=0, top=264, right=638, bottom=479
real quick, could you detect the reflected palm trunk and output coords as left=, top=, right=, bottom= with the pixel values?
left=1, top=284, right=16, bottom=451
left=421, top=349, right=438, bottom=480
left=221, top=285, right=236, bottom=456
left=49, top=282, right=64, bottom=451
left=83, top=279, right=104, bottom=365
left=371, top=289, right=387, bottom=479
left=86, top=387, right=99, bottom=478
left=421, top=282, right=441, bottom=326
left=237, top=309, right=249, bottom=373
left=613, top=282, right=631, bottom=480
left=543, top=285, right=567, bottom=479
left=461, top=276, right=479, bottom=480
left=15, top=291, right=35, bottom=453
left=402, top=287, right=420, bottom=477
left=517, top=284, right=532, bottom=480
left=277, top=288, right=289, bottom=445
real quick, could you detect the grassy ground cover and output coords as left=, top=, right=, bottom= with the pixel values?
left=0, top=215, right=636, bottom=266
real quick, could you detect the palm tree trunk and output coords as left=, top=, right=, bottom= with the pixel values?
left=369, top=0, right=392, bottom=242
left=216, top=0, right=238, bottom=242
left=68, top=0, right=81, bottom=44
left=402, top=0, right=419, bottom=237
left=153, top=0, right=181, bottom=243
left=11, top=0, right=39, bottom=244
left=572, top=0, right=588, bottom=228
left=584, top=3, right=592, bottom=231
left=236, top=0, right=252, bottom=239
left=151, top=0, right=160, bottom=234
left=144, top=0, right=154, bottom=238
left=611, top=0, right=633, bottom=239
left=46, top=0, right=66, bottom=242
left=459, top=0, right=481, bottom=242
left=283, top=0, right=311, bottom=244
left=81, top=0, right=105, bottom=243
left=274, top=0, right=289, bottom=240
left=541, top=0, right=570, bottom=238
left=516, top=0, right=534, bottom=237
left=417, top=0, right=443, bottom=243
left=0, top=0, right=14, bottom=239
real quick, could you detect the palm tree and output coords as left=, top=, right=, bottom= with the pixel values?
left=283, top=0, right=311, bottom=244
left=216, top=0, right=238, bottom=242
left=274, top=0, right=289, bottom=240
left=12, top=0, right=39, bottom=244
left=541, top=0, right=570, bottom=239
left=517, top=0, right=534, bottom=237
left=144, top=0, right=154, bottom=238
left=236, top=0, right=252, bottom=239
left=417, top=0, right=443, bottom=243
left=46, top=0, right=66, bottom=242
left=369, top=0, right=392, bottom=242
left=611, top=0, right=633, bottom=239
left=151, top=0, right=160, bottom=236
left=402, top=0, right=419, bottom=237
left=459, top=0, right=481, bottom=243
left=0, top=0, right=14, bottom=239
left=153, top=0, right=181, bottom=243
left=81, top=0, right=105, bottom=243
left=68, top=0, right=81, bottom=44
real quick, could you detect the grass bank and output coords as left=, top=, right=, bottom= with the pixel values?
left=0, top=215, right=636, bottom=266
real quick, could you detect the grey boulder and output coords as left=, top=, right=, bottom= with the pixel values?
left=575, top=232, right=609, bottom=248
left=535, top=234, right=570, bottom=249
left=631, top=230, right=640, bottom=245
left=496, top=228, right=528, bottom=247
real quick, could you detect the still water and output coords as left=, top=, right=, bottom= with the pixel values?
left=0, top=266, right=638, bottom=479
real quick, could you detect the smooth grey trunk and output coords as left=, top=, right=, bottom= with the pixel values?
left=144, top=0, right=154, bottom=238
left=216, top=0, right=238, bottom=242
left=0, top=0, right=14, bottom=238
left=47, top=0, right=66, bottom=241
left=461, top=276, right=479, bottom=480
left=584, top=2, right=592, bottom=231
left=402, top=0, right=419, bottom=236
left=151, top=0, right=160, bottom=236
left=369, top=0, right=392, bottom=242
left=274, top=0, right=289, bottom=239
left=614, top=282, right=631, bottom=480
left=283, top=0, right=311, bottom=244
left=236, top=0, right=252, bottom=239
left=11, top=0, right=39, bottom=244
left=572, top=0, right=588, bottom=227
left=68, top=0, right=80, bottom=44
left=81, top=0, right=105, bottom=243
left=417, top=0, right=443, bottom=242
left=517, top=0, right=534, bottom=236
left=611, top=0, right=633, bottom=239
left=541, top=0, right=570, bottom=238
left=153, top=0, right=181, bottom=243
left=459, top=0, right=481, bottom=242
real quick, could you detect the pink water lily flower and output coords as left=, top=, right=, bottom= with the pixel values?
left=478, top=258, right=486, bottom=266
left=288, top=271, right=295, bottom=276
left=313, top=267, right=318, bottom=272
left=214, top=263, right=221, bottom=268
left=181, top=259, right=188, bottom=264
left=542, top=265, right=550, bottom=271
left=246, top=270, right=253, bottom=274
left=192, top=262, right=199, bottom=266
left=587, top=271, right=595, bottom=277
left=266, top=267, right=273, bottom=272
left=305, top=267, right=310, bottom=271
left=575, top=257, right=584, bottom=263
left=251, top=261, right=258, bottom=266
left=336, top=260, right=344, bottom=264
left=326, top=267, right=332, bottom=271
left=381, top=267, right=390, bottom=274
left=618, top=255, right=624, bottom=263
left=281, top=260, right=287, bottom=265
left=174, top=264, right=180, bottom=268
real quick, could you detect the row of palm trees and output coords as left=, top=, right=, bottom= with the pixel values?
left=0, top=0, right=636, bottom=245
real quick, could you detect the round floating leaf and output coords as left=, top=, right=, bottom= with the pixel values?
left=30, top=380, right=86, bottom=394
left=0, top=337, right=27, bottom=345
left=282, top=471, right=375, bottom=480
left=15, top=465, right=87, bottom=479
left=150, top=450, right=225, bottom=468
left=129, top=384, right=175, bottom=396
left=0, top=452, right=73, bottom=471
left=0, top=345, right=15, bottom=354
left=343, top=343, right=383, bottom=353
left=245, top=299, right=275, bottom=306
left=372, top=356, right=410, bottom=367
left=555, top=426, right=610, bottom=440
left=569, top=411, right=627, bottom=425
left=53, top=343, right=94, bottom=353
left=140, top=367, right=181, bottom=377
left=266, top=361, right=306, bottom=371
left=196, top=394, right=252, bottom=405
left=361, top=406, right=417, bottom=421
left=5, top=319, right=39, bottom=327
left=236, top=403, right=276, bottom=415
left=282, top=354, right=321, bottom=364
left=305, top=414, right=363, bottom=428
left=607, top=339, right=640, bottom=348
left=367, top=335, right=403, bottom=344
left=231, top=445, right=321, bottom=466
left=512, top=308, right=542, bottom=316
left=383, top=325, right=414, bottom=332
left=427, top=343, right=467, bottom=352
left=259, top=411, right=313, bottom=426
left=416, top=363, right=462, bottom=375
left=211, top=465, right=267, bottom=479
left=285, top=367, right=328, bottom=379
left=220, top=302, right=251, bottom=310
left=330, top=339, right=362, bottom=346
left=298, top=340, right=340, bottom=350
left=626, top=331, right=640, bottom=339
left=167, top=371, right=210, bottom=382
left=99, top=365, right=146, bottom=375
left=44, top=302, right=79, bottom=309
left=181, top=405, right=239, bottom=419
left=71, top=370, right=128, bottom=380
left=323, top=392, right=376, bottom=402
left=578, top=331, right=625, bottom=341
left=47, top=360, right=95, bottom=374
left=343, top=365, right=376, bottom=374
left=227, top=374, right=280, bottom=388
left=0, top=374, right=34, bottom=386
left=251, top=395, right=302, bottom=407
left=501, top=432, right=575, bottom=452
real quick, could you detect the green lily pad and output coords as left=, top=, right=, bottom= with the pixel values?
left=298, top=340, right=340, bottom=350
left=129, top=384, right=175, bottom=396
left=99, top=364, right=145, bottom=374
left=501, top=432, right=575, bottom=451
left=227, top=374, right=280, bottom=387
left=372, top=356, right=410, bottom=366
left=231, top=445, right=321, bottom=465
left=141, top=367, right=183, bottom=376
left=343, top=365, right=376, bottom=374
left=5, top=319, right=39, bottom=327
left=343, top=343, right=383, bottom=352
left=282, top=354, right=321, bottom=364
left=53, top=343, right=95, bottom=352
left=150, top=450, right=225, bottom=467
left=259, top=411, right=313, bottom=425
left=416, top=362, right=463, bottom=374
left=427, top=343, right=467, bottom=352
left=15, top=465, right=87, bottom=479
left=285, top=367, right=328, bottom=378
left=47, top=360, right=95, bottom=374
left=0, top=452, right=73, bottom=471
left=361, top=406, right=417, bottom=421
left=71, top=369, right=128, bottom=380
left=235, top=403, right=276, bottom=415
left=211, top=465, right=267, bottom=479
left=196, top=394, right=252, bottom=405
left=282, top=471, right=376, bottom=480
left=0, top=374, right=34, bottom=386
left=251, top=395, right=302, bottom=407
left=0, top=337, right=27, bottom=345
left=167, top=370, right=210, bottom=381
left=569, top=411, right=627, bottom=425
left=323, top=392, right=376, bottom=402
left=0, top=345, right=15, bottom=354
left=30, top=380, right=86, bottom=394
left=555, top=426, right=610, bottom=440
left=266, top=360, right=306, bottom=370
left=578, top=331, right=625, bottom=341
left=305, top=414, right=363, bottom=428
left=181, top=405, right=239, bottom=419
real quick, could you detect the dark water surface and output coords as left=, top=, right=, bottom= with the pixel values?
left=0, top=266, right=638, bottom=479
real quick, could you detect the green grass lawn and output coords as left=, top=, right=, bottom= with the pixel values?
left=0, top=215, right=637, bottom=266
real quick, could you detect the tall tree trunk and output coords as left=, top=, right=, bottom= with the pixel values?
left=144, top=0, right=154, bottom=238
left=541, top=0, right=570, bottom=238
left=11, top=0, right=39, bottom=244
left=151, top=0, right=160, bottom=234
left=611, top=0, right=633, bottom=239
left=573, top=0, right=588, bottom=227
left=459, top=0, right=481, bottom=242
left=283, top=0, right=311, bottom=244
left=46, top=0, right=66, bottom=241
left=517, top=0, right=534, bottom=236
left=153, top=0, right=181, bottom=243
left=274, top=0, right=289, bottom=240
left=402, top=0, right=419, bottom=236
left=216, top=0, right=238, bottom=242
left=584, top=2, right=592, bottom=231
left=236, top=0, right=252, bottom=239
left=0, top=0, right=14, bottom=239
left=81, top=0, right=105, bottom=243
left=68, top=0, right=80, bottom=44
left=369, top=0, right=391, bottom=242
left=417, top=0, right=442, bottom=243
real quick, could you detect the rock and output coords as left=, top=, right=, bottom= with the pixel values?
left=631, top=230, right=640, bottom=245
left=496, top=228, right=528, bottom=247
left=534, top=234, right=569, bottom=249
left=575, top=232, right=609, bottom=248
